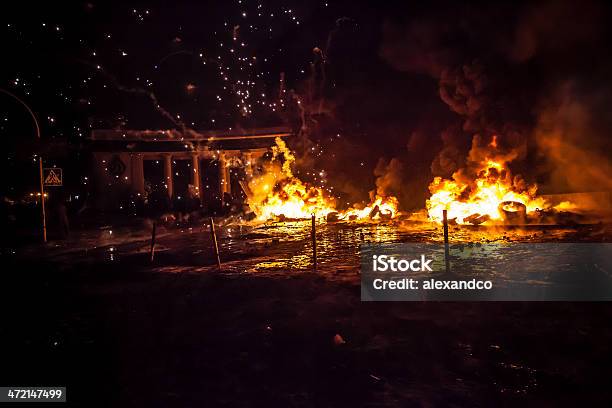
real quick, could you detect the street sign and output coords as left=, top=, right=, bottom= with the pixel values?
left=43, top=168, right=63, bottom=186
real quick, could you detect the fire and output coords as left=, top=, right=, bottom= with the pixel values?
left=553, top=200, right=578, bottom=212
left=340, top=195, right=399, bottom=221
left=249, top=177, right=336, bottom=220
left=247, top=138, right=336, bottom=220
left=247, top=138, right=399, bottom=222
left=427, top=135, right=549, bottom=224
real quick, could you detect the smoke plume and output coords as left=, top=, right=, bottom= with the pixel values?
left=534, top=83, right=612, bottom=193
left=379, top=0, right=612, bottom=199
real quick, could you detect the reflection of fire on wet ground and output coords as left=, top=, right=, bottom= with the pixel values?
left=196, top=220, right=610, bottom=278
left=30, top=210, right=609, bottom=281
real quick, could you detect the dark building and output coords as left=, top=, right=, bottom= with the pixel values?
left=89, top=127, right=291, bottom=210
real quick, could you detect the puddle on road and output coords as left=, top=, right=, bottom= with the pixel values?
left=26, top=220, right=609, bottom=284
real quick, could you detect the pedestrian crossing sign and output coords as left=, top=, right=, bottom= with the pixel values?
left=43, top=168, right=63, bottom=186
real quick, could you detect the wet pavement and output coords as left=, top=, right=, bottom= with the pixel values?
left=32, top=219, right=611, bottom=282
left=2, top=221, right=612, bottom=407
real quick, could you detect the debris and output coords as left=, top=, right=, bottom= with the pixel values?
left=326, top=212, right=339, bottom=223
left=379, top=210, right=393, bottom=221
left=465, top=213, right=490, bottom=225
left=499, top=201, right=526, bottom=224
left=333, top=334, right=346, bottom=345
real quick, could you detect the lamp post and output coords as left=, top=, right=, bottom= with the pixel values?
left=0, top=88, right=47, bottom=242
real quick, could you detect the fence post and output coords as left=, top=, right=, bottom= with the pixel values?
left=311, top=214, right=317, bottom=271
left=443, top=209, right=450, bottom=274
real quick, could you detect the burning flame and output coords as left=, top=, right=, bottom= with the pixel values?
left=247, top=138, right=336, bottom=220
left=247, top=138, right=399, bottom=222
left=427, top=135, right=549, bottom=224
left=340, top=195, right=399, bottom=221
left=553, top=200, right=578, bottom=212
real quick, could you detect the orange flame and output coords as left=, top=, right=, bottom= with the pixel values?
left=340, top=195, right=399, bottom=221
left=426, top=135, right=549, bottom=224
left=247, top=138, right=399, bottom=222
left=246, top=138, right=336, bottom=220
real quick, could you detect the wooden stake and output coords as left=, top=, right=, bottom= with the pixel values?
left=311, top=214, right=317, bottom=271
left=210, top=217, right=222, bottom=269
left=149, top=221, right=157, bottom=262
left=38, top=157, right=47, bottom=243
left=443, top=209, right=450, bottom=274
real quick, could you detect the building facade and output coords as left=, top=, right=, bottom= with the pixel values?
left=89, top=127, right=291, bottom=210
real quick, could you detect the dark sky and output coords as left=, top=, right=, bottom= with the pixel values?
left=2, top=0, right=611, bottom=205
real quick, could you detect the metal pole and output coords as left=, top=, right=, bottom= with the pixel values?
left=210, top=217, right=222, bottom=269
left=149, top=221, right=157, bottom=262
left=0, top=88, right=46, bottom=242
left=443, top=209, right=450, bottom=274
left=39, top=157, right=47, bottom=243
left=311, top=214, right=317, bottom=271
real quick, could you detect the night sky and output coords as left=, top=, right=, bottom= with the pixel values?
left=2, top=0, right=612, bottom=208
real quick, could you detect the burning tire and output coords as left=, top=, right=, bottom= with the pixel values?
left=499, top=201, right=527, bottom=224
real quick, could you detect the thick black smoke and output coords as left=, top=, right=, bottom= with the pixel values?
left=379, top=0, right=612, bottom=195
